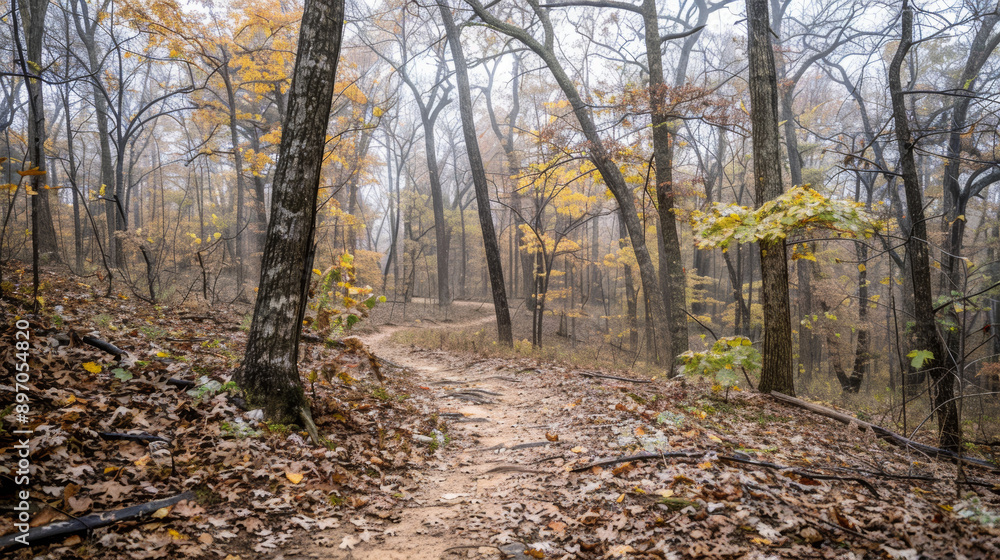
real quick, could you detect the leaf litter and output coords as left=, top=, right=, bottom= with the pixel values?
left=2, top=269, right=1000, bottom=558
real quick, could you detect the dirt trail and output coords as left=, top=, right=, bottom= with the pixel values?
left=316, top=307, right=563, bottom=559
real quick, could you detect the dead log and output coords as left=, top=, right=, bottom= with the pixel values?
left=0, top=491, right=195, bottom=551
left=770, top=391, right=999, bottom=472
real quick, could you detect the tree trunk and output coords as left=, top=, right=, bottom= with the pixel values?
left=888, top=0, right=958, bottom=451
left=220, top=50, right=247, bottom=290
left=20, top=0, right=59, bottom=265
left=237, top=0, right=345, bottom=426
left=439, top=1, right=513, bottom=345
left=641, top=0, right=688, bottom=369
left=746, top=0, right=794, bottom=395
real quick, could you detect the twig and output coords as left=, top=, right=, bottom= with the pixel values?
left=579, top=371, right=652, bottom=384
left=98, top=432, right=170, bottom=444
left=570, top=451, right=702, bottom=471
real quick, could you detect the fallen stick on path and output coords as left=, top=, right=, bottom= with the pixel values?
left=770, top=391, right=999, bottom=472
left=0, top=491, right=195, bottom=551
left=579, top=371, right=652, bottom=384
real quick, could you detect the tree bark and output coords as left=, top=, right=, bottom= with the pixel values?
left=641, top=0, right=689, bottom=369
left=20, top=0, right=59, bottom=264
left=746, top=0, right=794, bottom=395
left=237, top=0, right=345, bottom=425
left=888, top=0, right=958, bottom=451
left=439, top=1, right=513, bottom=345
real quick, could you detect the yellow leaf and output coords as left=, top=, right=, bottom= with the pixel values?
left=571, top=446, right=584, bottom=453
left=213, top=232, right=221, bottom=239
left=286, top=472, right=304, bottom=484
left=134, top=455, right=151, bottom=467
left=17, top=167, right=46, bottom=176
left=616, top=493, right=625, bottom=503
left=151, top=506, right=171, bottom=519
left=167, top=528, right=187, bottom=540
left=372, top=106, right=384, bottom=117
left=104, top=466, right=120, bottom=474
left=83, top=362, right=102, bottom=374
left=698, top=461, right=713, bottom=469
left=156, top=351, right=169, bottom=358
left=858, top=263, right=866, bottom=272
left=708, top=435, right=723, bottom=443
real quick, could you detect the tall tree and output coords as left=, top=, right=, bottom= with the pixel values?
left=746, top=0, right=794, bottom=395
left=438, top=1, right=513, bottom=345
left=18, top=0, right=59, bottom=266
left=888, top=0, right=958, bottom=450
left=237, top=0, right=345, bottom=438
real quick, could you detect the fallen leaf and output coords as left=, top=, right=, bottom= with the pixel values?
left=612, top=462, right=634, bottom=476
left=545, top=432, right=559, bottom=442
left=82, top=362, right=102, bottom=374
left=525, top=548, right=545, bottom=558
left=571, top=446, right=584, bottom=453
left=151, top=506, right=172, bottom=519
left=548, top=520, right=567, bottom=533
left=800, top=527, right=823, bottom=543
left=347, top=496, right=368, bottom=508
left=285, top=471, right=304, bottom=484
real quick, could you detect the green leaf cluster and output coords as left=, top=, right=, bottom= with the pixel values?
left=690, top=186, right=882, bottom=251
left=679, top=336, right=760, bottom=391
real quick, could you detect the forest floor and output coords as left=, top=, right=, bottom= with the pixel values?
left=3, top=267, right=1000, bottom=559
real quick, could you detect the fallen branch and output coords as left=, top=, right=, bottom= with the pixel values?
left=770, top=391, right=999, bottom=472
left=717, top=455, right=880, bottom=498
left=571, top=450, right=881, bottom=497
left=166, top=378, right=195, bottom=389
left=82, top=336, right=124, bottom=358
left=579, top=371, right=652, bottom=384
left=481, top=441, right=560, bottom=452
left=0, top=491, right=195, bottom=550
left=570, top=450, right=702, bottom=472
left=98, top=432, right=170, bottom=444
